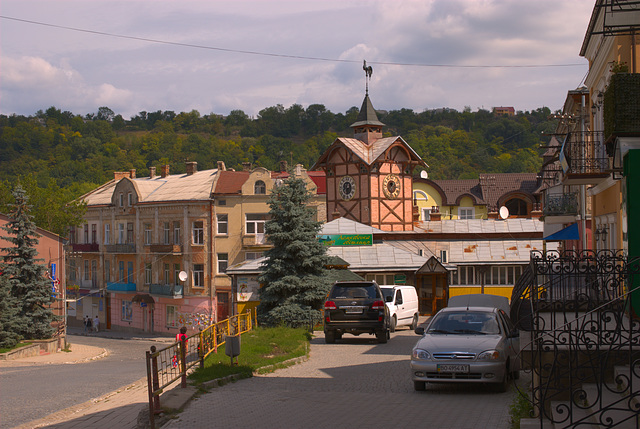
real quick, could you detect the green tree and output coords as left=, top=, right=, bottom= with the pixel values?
left=0, top=269, right=21, bottom=348
left=0, top=185, right=57, bottom=340
left=257, top=177, right=330, bottom=326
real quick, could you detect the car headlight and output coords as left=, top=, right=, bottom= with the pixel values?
left=476, top=350, right=500, bottom=360
left=412, top=348, right=431, bottom=360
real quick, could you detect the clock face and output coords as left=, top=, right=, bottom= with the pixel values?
left=339, top=176, right=356, bottom=201
left=383, top=174, right=401, bottom=199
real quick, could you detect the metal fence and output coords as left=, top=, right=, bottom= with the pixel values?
left=145, top=309, right=257, bottom=428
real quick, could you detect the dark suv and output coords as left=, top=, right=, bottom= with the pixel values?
left=323, top=281, right=390, bottom=344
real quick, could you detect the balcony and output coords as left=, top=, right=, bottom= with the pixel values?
left=150, top=284, right=183, bottom=298
left=543, top=192, right=578, bottom=217
left=71, top=243, right=100, bottom=252
left=148, top=244, right=182, bottom=254
left=106, top=282, right=136, bottom=292
left=559, top=130, right=610, bottom=185
left=242, top=234, right=269, bottom=247
left=105, top=244, right=136, bottom=253
left=604, top=73, right=640, bottom=144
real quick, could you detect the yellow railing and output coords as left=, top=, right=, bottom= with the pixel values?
left=145, top=309, right=257, bottom=428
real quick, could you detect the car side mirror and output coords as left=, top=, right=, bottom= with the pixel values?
left=385, top=296, right=393, bottom=302
left=415, top=327, right=425, bottom=335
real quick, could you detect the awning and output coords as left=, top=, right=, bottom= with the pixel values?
left=132, top=293, right=155, bottom=304
left=543, top=223, right=579, bottom=241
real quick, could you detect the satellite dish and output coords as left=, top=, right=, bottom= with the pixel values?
left=420, top=170, right=429, bottom=179
left=178, top=271, right=188, bottom=282
left=499, top=206, right=510, bottom=220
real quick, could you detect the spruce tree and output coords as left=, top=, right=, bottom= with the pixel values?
left=0, top=272, right=21, bottom=348
left=257, top=176, right=330, bottom=326
left=0, top=185, right=57, bottom=340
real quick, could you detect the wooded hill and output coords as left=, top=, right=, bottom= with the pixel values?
left=0, top=103, right=557, bottom=234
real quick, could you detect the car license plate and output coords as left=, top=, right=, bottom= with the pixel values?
left=344, top=306, right=363, bottom=314
left=437, top=364, right=469, bottom=373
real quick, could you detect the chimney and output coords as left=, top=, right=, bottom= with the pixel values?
left=161, top=164, right=170, bottom=178
left=130, top=169, right=136, bottom=179
left=429, top=206, right=442, bottom=221
left=242, top=162, right=251, bottom=172
left=114, top=171, right=129, bottom=181
left=280, top=160, right=288, bottom=172
left=149, top=167, right=156, bottom=178
left=295, top=164, right=302, bottom=176
left=217, top=161, right=226, bottom=171
left=186, top=161, right=197, bottom=176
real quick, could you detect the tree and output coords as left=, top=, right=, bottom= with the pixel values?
left=0, top=184, right=57, bottom=340
left=257, top=176, right=330, bottom=326
left=0, top=270, right=21, bottom=348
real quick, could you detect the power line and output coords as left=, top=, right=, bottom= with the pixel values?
left=1, top=15, right=586, bottom=69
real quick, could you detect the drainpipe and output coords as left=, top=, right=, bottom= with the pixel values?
left=581, top=93, right=588, bottom=251
left=209, top=199, right=215, bottom=324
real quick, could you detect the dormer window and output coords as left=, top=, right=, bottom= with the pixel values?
left=254, top=180, right=266, bottom=195
left=127, top=192, right=133, bottom=206
left=119, top=193, right=124, bottom=207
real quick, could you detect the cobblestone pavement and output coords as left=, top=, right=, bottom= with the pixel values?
left=163, top=326, right=525, bottom=429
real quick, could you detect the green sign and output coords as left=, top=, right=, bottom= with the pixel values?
left=318, top=234, right=373, bottom=246
left=394, top=274, right=407, bottom=284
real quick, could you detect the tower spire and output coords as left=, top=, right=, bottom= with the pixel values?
left=363, top=60, right=373, bottom=96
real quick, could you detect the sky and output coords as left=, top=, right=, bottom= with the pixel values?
left=0, top=0, right=595, bottom=119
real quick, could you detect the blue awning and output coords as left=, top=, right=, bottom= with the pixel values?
left=543, top=223, right=580, bottom=241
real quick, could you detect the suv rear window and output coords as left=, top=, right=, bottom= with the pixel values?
left=330, top=283, right=381, bottom=299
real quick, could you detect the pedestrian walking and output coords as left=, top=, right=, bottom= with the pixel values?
left=93, top=315, right=99, bottom=332
left=83, top=315, right=89, bottom=333
left=86, top=316, right=92, bottom=334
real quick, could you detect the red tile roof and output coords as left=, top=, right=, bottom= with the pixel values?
left=214, top=171, right=250, bottom=195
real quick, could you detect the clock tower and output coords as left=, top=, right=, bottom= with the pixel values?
left=313, top=87, right=428, bottom=231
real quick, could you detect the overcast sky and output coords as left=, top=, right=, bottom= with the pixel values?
left=1, top=0, right=594, bottom=119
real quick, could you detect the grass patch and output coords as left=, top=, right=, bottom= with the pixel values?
left=0, top=342, right=32, bottom=354
left=189, top=326, right=310, bottom=385
left=510, top=389, right=534, bottom=429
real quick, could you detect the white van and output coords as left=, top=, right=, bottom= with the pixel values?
left=380, top=285, right=419, bottom=332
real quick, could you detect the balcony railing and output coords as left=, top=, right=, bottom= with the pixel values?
left=106, top=282, right=136, bottom=292
left=560, top=130, right=610, bottom=185
left=542, top=192, right=578, bottom=216
left=71, top=243, right=100, bottom=252
left=105, top=244, right=136, bottom=253
left=604, top=73, right=640, bottom=143
left=149, top=284, right=183, bottom=298
left=148, top=244, right=182, bottom=254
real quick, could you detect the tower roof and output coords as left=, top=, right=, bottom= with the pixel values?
left=350, top=94, right=385, bottom=128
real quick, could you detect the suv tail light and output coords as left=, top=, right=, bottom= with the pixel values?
left=371, top=300, right=385, bottom=310
left=324, top=301, right=337, bottom=310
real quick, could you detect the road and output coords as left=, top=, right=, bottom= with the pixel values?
left=164, top=326, right=526, bottom=429
left=0, top=335, right=159, bottom=429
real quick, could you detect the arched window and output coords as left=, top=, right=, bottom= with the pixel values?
left=254, top=180, right=266, bottom=195
left=505, top=198, right=528, bottom=216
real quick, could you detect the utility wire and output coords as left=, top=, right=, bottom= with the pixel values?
left=1, top=15, right=586, bottom=69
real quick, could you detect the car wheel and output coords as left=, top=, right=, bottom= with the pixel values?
left=390, top=316, right=397, bottom=333
left=335, top=332, right=343, bottom=340
left=414, top=380, right=426, bottom=391
left=376, top=329, right=388, bottom=343
left=495, top=372, right=509, bottom=392
left=325, top=331, right=336, bottom=344
left=410, top=314, right=418, bottom=330
left=511, top=369, right=520, bottom=380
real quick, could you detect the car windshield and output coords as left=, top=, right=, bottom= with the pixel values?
left=330, top=284, right=380, bottom=299
left=427, top=311, right=500, bottom=335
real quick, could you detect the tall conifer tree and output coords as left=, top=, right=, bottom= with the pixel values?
left=0, top=185, right=57, bottom=340
left=257, top=176, right=329, bottom=326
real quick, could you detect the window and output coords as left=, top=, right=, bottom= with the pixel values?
left=91, top=224, right=97, bottom=244
left=217, top=214, right=228, bottom=235
left=118, top=223, right=125, bottom=244
left=145, top=263, right=152, bottom=284
left=119, top=193, right=124, bottom=207
left=127, top=261, right=133, bottom=283
left=245, top=252, right=263, bottom=260
left=84, top=259, right=90, bottom=281
left=121, top=300, right=133, bottom=321
left=505, top=198, right=528, bottom=216
left=422, top=208, right=431, bottom=221
left=144, top=224, right=152, bottom=245
left=104, top=224, right=111, bottom=245
left=70, top=260, right=77, bottom=282
left=166, top=305, right=178, bottom=327
left=91, top=260, right=97, bottom=288
left=459, top=208, right=474, bottom=220
left=126, top=223, right=134, bottom=243
left=218, top=253, right=228, bottom=274
left=84, top=225, right=89, bottom=244
left=246, top=214, right=267, bottom=234
left=218, top=199, right=226, bottom=206
left=192, top=221, right=204, bottom=245
left=193, top=264, right=204, bottom=287
left=450, top=266, right=476, bottom=285
left=488, top=265, right=523, bottom=285
left=163, top=222, right=170, bottom=244
left=254, top=180, right=266, bottom=194
left=439, top=250, right=448, bottom=263
left=105, top=260, right=110, bottom=283
left=173, top=221, right=180, bottom=244
left=365, top=273, right=399, bottom=285
left=69, top=227, right=76, bottom=244
left=119, top=261, right=125, bottom=283
left=164, top=263, right=171, bottom=284
left=127, top=192, right=133, bottom=206
left=174, top=264, right=181, bottom=286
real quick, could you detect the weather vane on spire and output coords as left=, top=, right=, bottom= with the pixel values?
left=363, top=60, right=373, bottom=95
